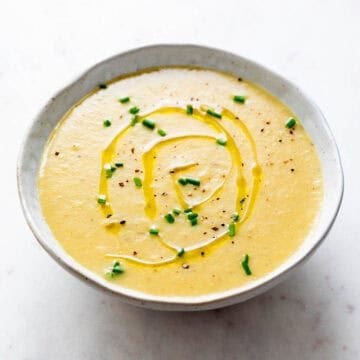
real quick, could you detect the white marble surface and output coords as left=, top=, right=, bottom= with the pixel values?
left=1, top=0, right=359, bottom=358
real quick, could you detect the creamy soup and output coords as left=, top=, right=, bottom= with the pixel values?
left=38, top=67, right=323, bottom=297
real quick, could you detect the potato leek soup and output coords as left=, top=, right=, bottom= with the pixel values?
left=38, top=68, right=323, bottom=297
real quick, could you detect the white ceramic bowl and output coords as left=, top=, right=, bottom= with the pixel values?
left=17, top=44, right=343, bottom=311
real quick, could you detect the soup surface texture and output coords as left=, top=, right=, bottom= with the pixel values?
left=38, top=67, right=323, bottom=297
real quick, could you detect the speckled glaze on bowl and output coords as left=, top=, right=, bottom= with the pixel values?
left=17, top=44, right=343, bottom=311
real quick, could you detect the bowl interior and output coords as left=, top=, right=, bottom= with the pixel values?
left=17, top=44, right=343, bottom=310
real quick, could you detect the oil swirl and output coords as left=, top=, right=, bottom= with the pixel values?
left=100, top=105, right=262, bottom=266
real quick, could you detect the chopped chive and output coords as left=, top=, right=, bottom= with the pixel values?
left=103, top=119, right=112, bottom=127
left=97, top=194, right=106, bottom=204
left=178, top=177, right=188, bottom=185
left=105, top=261, right=124, bottom=277
left=233, top=95, right=246, bottom=104
left=164, top=213, right=175, bottom=224
left=173, top=208, right=181, bottom=215
left=229, top=223, right=236, bottom=237
left=115, top=162, right=124, bottom=167
left=130, top=115, right=139, bottom=126
left=157, top=129, right=167, bottom=137
left=184, top=208, right=193, bottom=213
left=133, top=177, right=142, bottom=187
left=98, top=83, right=107, bottom=89
left=186, top=178, right=201, bottom=186
left=232, top=212, right=240, bottom=222
left=129, top=106, right=140, bottom=115
left=216, top=138, right=227, bottom=146
left=240, top=198, right=246, bottom=204
left=149, top=226, right=159, bottom=235
left=241, top=254, right=252, bottom=275
left=177, top=248, right=185, bottom=257
left=186, top=105, right=193, bottom=115
left=206, top=109, right=222, bottom=119
left=285, top=117, right=297, bottom=129
left=142, top=119, right=155, bottom=130
left=104, top=163, right=116, bottom=178
left=119, top=96, right=130, bottom=104
left=187, top=213, right=198, bottom=220
left=190, top=218, right=198, bottom=226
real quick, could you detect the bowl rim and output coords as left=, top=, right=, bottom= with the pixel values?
left=17, top=43, right=344, bottom=311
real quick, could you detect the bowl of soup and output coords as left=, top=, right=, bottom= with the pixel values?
left=17, top=44, right=343, bottom=310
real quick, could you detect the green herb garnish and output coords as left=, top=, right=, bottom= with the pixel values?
left=216, top=138, right=227, bottom=146
left=130, top=115, right=139, bottom=126
left=106, top=261, right=124, bottom=277
left=104, top=164, right=116, bottom=178
left=241, top=254, right=252, bottom=275
left=97, top=194, right=106, bottom=204
left=229, top=223, right=236, bottom=237
left=142, top=119, right=155, bottom=130
left=285, top=117, right=297, bottom=129
left=119, top=96, right=130, bottom=104
left=178, top=248, right=185, bottom=257
left=129, top=106, right=140, bottom=115
left=184, top=208, right=193, bottom=213
left=164, top=213, right=175, bottom=224
left=157, top=129, right=167, bottom=137
left=233, top=95, right=246, bottom=104
left=186, top=105, right=193, bottom=115
left=178, top=177, right=201, bottom=186
left=173, top=208, right=181, bottom=215
left=149, top=226, right=159, bottom=235
left=190, top=218, right=198, bottom=226
left=178, top=177, right=188, bottom=185
left=115, top=162, right=124, bottom=168
left=187, top=213, right=198, bottom=220
left=103, top=119, right=112, bottom=127
left=206, top=109, right=222, bottom=119
left=232, top=212, right=240, bottom=222
left=133, top=177, right=142, bottom=187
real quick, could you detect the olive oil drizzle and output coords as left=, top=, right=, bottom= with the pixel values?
left=100, top=105, right=262, bottom=266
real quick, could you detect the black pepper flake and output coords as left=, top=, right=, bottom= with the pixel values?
left=216, top=197, right=220, bottom=200
left=131, top=148, right=135, bottom=154
left=266, top=121, right=271, bottom=125
left=290, top=130, right=294, bottom=135
left=278, top=139, right=282, bottom=143
left=260, top=128, right=264, bottom=132
left=169, top=170, right=175, bottom=174
left=55, top=151, right=60, bottom=156
left=238, top=77, right=243, bottom=82
left=231, top=241, right=235, bottom=244
left=291, top=168, right=295, bottom=172
left=201, top=251, right=205, bottom=256
left=119, top=182, right=124, bottom=187
left=203, top=232, right=207, bottom=235
left=221, top=223, right=225, bottom=227
left=106, top=214, right=112, bottom=218
left=135, top=169, right=140, bottom=173
left=212, top=226, right=219, bottom=231
left=133, top=251, right=138, bottom=256
left=120, top=220, right=126, bottom=225
left=182, top=264, right=190, bottom=269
